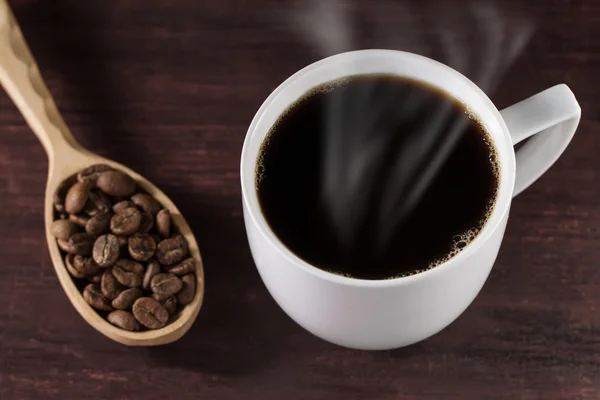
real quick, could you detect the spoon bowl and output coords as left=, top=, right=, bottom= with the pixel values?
left=0, top=0, right=204, bottom=345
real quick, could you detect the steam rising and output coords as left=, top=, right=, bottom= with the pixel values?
left=283, top=1, right=534, bottom=255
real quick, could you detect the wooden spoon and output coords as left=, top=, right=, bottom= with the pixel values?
left=0, top=1, right=204, bottom=346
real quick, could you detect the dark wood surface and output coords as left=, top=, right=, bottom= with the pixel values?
left=1, top=0, right=599, bottom=399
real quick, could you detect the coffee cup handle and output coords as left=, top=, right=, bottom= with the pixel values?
left=499, top=84, right=581, bottom=197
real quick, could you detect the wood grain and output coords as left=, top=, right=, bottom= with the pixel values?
left=0, top=0, right=599, bottom=398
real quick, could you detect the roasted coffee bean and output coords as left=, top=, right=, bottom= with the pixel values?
left=132, top=297, right=168, bottom=329
left=83, top=258, right=99, bottom=275
left=168, top=257, right=195, bottom=276
left=55, top=167, right=195, bottom=331
left=65, top=254, right=85, bottom=279
left=57, top=239, right=74, bottom=254
left=84, top=257, right=100, bottom=276
left=113, top=259, right=144, bottom=288
left=177, top=274, right=196, bottom=306
left=69, top=213, right=90, bottom=228
left=131, top=193, right=161, bottom=216
left=50, top=220, right=79, bottom=241
left=93, top=234, right=120, bottom=267
left=173, top=234, right=188, bottom=249
left=155, top=209, right=171, bottom=238
left=65, top=181, right=92, bottom=214
left=86, top=211, right=112, bottom=236
left=71, top=255, right=100, bottom=276
left=150, top=273, right=183, bottom=300
left=77, top=164, right=113, bottom=185
left=113, top=200, right=134, bottom=214
left=152, top=293, right=178, bottom=315
left=138, top=211, right=154, bottom=234
left=83, top=284, right=113, bottom=311
left=162, top=296, right=178, bottom=315
left=53, top=176, right=76, bottom=213
left=101, top=268, right=125, bottom=300
left=110, top=207, right=141, bottom=236
left=83, top=190, right=112, bottom=216
left=68, top=233, right=96, bottom=256
left=156, top=236, right=188, bottom=266
left=143, top=259, right=161, bottom=290
left=112, top=287, right=143, bottom=310
left=128, top=233, right=156, bottom=262
left=107, top=310, right=140, bottom=331
left=96, top=170, right=136, bottom=197
left=88, top=270, right=103, bottom=283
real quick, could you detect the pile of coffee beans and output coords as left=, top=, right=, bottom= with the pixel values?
left=51, top=164, right=197, bottom=332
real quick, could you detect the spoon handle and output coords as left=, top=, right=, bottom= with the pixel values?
left=0, top=0, right=80, bottom=160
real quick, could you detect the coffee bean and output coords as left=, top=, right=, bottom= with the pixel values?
left=101, top=268, right=125, bottom=300
left=84, top=258, right=100, bottom=275
left=155, top=209, right=171, bottom=238
left=88, top=270, right=103, bottom=283
left=83, top=190, right=112, bottom=216
left=96, top=170, right=136, bottom=197
left=107, top=310, right=140, bottom=331
left=86, top=211, right=112, bottom=236
left=65, top=254, right=85, bottom=279
left=143, top=259, right=161, bottom=290
left=156, top=236, right=188, bottom=266
left=69, top=213, right=90, bottom=228
left=53, top=176, right=76, bottom=214
left=83, top=284, right=113, bottom=311
left=50, top=220, right=79, bottom=241
left=153, top=294, right=178, bottom=315
left=177, top=274, right=196, bottom=306
left=57, top=239, right=74, bottom=254
left=112, top=287, right=143, bottom=310
left=72, top=255, right=100, bottom=276
left=110, top=207, right=141, bottom=236
left=150, top=273, right=183, bottom=300
left=65, top=181, right=92, bottom=214
left=132, top=297, right=168, bottom=329
left=113, top=259, right=144, bottom=288
left=168, top=257, right=195, bottom=276
left=77, top=164, right=113, bottom=185
left=68, top=233, right=96, bottom=256
left=131, top=193, right=161, bottom=216
left=173, top=234, right=188, bottom=249
left=56, top=167, right=196, bottom=331
left=113, top=200, right=134, bottom=214
left=93, top=234, right=120, bottom=267
left=128, top=233, right=156, bottom=262
left=138, top=211, right=154, bottom=233
left=162, top=296, right=178, bottom=315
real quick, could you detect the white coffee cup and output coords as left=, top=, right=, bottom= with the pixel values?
left=240, top=50, right=581, bottom=350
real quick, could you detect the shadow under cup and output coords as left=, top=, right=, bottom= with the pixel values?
left=241, top=50, right=515, bottom=350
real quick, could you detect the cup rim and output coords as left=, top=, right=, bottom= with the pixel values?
left=240, top=49, right=515, bottom=288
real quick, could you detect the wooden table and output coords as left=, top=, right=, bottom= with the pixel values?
left=1, top=0, right=598, bottom=398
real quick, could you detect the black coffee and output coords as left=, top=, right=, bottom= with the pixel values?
left=256, top=74, right=499, bottom=280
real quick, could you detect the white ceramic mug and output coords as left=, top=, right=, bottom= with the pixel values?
left=240, top=50, right=581, bottom=350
